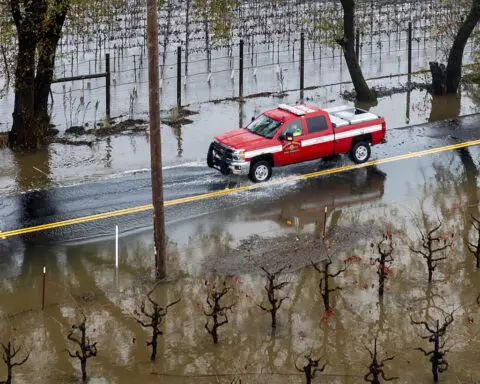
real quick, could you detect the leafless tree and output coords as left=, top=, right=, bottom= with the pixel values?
left=409, top=221, right=453, bottom=282
left=204, top=281, right=234, bottom=344
left=373, top=234, right=394, bottom=299
left=257, top=266, right=289, bottom=329
left=312, top=241, right=349, bottom=314
left=364, top=338, right=397, bottom=383
left=134, top=284, right=180, bottom=360
left=410, top=312, right=454, bottom=382
left=66, top=314, right=97, bottom=382
left=467, top=215, right=480, bottom=268
left=295, top=352, right=327, bottom=384
left=0, top=341, right=29, bottom=384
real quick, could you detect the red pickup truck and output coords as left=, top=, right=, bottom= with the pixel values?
left=207, top=104, right=386, bottom=182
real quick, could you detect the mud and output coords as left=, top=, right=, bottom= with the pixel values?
left=204, top=225, right=383, bottom=276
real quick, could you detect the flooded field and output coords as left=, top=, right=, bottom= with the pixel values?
left=1, top=0, right=480, bottom=382
left=1, top=146, right=480, bottom=383
left=0, top=0, right=477, bottom=132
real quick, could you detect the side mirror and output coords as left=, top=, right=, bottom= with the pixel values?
left=251, top=116, right=255, bottom=122
left=286, top=134, right=294, bottom=141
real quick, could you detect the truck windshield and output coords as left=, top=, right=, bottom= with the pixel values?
left=246, top=114, right=282, bottom=138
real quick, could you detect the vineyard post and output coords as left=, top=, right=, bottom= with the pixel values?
left=300, top=32, right=304, bottom=100
left=106, top=53, right=111, bottom=121
left=177, top=46, right=182, bottom=110
left=239, top=39, right=244, bottom=101
left=408, top=21, right=412, bottom=84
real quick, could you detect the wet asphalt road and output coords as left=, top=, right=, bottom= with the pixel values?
left=1, top=114, right=480, bottom=247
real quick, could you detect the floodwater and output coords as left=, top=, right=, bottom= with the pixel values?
left=1, top=1, right=480, bottom=381
left=1, top=82, right=480, bottom=196
left=1, top=142, right=480, bottom=383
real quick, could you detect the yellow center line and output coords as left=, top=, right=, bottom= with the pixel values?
left=1, top=138, right=480, bottom=240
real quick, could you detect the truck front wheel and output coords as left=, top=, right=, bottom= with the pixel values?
left=350, top=141, right=371, bottom=164
left=207, top=143, right=214, bottom=168
left=249, top=160, right=272, bottom=183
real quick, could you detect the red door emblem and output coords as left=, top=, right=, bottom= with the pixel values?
left=283, top=141, right=301, bottom=154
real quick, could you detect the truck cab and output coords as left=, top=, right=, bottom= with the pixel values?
left=207, top=104, right=386, bottom=182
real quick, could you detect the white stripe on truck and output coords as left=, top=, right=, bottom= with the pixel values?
left=334, top=124, right=383, bottom=140
left=243, top=124, right=383, bottom=158
left=245, top=145, right=283, bottom=158
left=301, top=135, right=335, bottom=147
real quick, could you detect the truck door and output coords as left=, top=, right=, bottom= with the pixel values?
left=274, top=119, right=309, bottom=166
left=301, top=115, right=335, bottom=161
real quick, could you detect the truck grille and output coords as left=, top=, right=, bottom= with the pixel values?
left=213, top=141, right=234, bottom=163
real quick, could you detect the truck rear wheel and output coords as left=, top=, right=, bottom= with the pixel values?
left=350, top=141, right=371, bottom=164
left=249, top=160, right=272, bottom=183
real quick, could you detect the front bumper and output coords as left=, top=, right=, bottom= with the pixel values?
left=229, top=161, right=250, bottom=175
left=211, top=155, right=250, bottom=175
left=209, top=141, right=250, bottom=176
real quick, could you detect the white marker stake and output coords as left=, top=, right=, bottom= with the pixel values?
left=42, top=266, right=46, bottom=310
left=115, top=225, right=119, bottom=269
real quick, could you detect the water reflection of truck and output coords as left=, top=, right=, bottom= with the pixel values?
left=247, top=166, right=386, bottom=228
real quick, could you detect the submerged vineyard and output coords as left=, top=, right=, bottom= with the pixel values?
left=0, top=0, right=477, bottom=131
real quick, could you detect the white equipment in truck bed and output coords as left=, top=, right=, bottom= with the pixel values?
left=324, top=105, right=380, bottom=127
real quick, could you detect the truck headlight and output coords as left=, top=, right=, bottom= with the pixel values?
left=233, top=150, right=245, bottom=161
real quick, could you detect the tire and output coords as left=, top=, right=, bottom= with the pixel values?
left=207, top=143, right=214, bottom=168
left=249, top=160, right=272, bottom=183
left=350, top=141, right=371, bottom=164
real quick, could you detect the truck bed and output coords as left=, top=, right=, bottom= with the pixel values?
left=324, top=105, right=381, bottom=128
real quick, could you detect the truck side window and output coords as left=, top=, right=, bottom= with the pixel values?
left=306, top=116, right=328, bottom=134
left=281, top=121, right=302, bottom=137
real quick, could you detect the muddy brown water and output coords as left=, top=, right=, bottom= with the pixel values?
left=1, top=147, right=480, bottom=383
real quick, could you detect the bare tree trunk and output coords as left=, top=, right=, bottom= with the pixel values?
left=9, top=0, right=69, bottom=149
left=81, top=359, right=87, bottom=382
left=271, top=307, right=277, bottom=328
left=338, top=0, right=377, bottom=103
left=9, top=34, right=38, bottom=148
left=446, top=0, right=480, bottom=93
left=6, top=365, right=12, bottom=384
left=35, top=5, right=69, bottom=135
left=429, top=62, right=447, bottom=96
left=378, top=276, right=385, bottom=297
left=323, top=269, right=330, bottom=312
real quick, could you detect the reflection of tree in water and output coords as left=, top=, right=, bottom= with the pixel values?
left=406, top=88, right=461, bottom=123
left=13, top=149, right=55, bottom=245
left=102, top=137, right=113, bottom=168
left=411, top=283, right=448, bottom=323
left=429, top=93, right=461, bottom=122
left=186, top=224, right=232, bottom=259
left=13, top=148, right=51, bottom=191
left=170, top=126, right=183, bottom=158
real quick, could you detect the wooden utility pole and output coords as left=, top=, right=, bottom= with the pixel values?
left=147, top=0, right=166, bottom=279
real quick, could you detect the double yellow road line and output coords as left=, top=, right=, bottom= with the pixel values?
left=1, top=138, right=479, bottom=240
